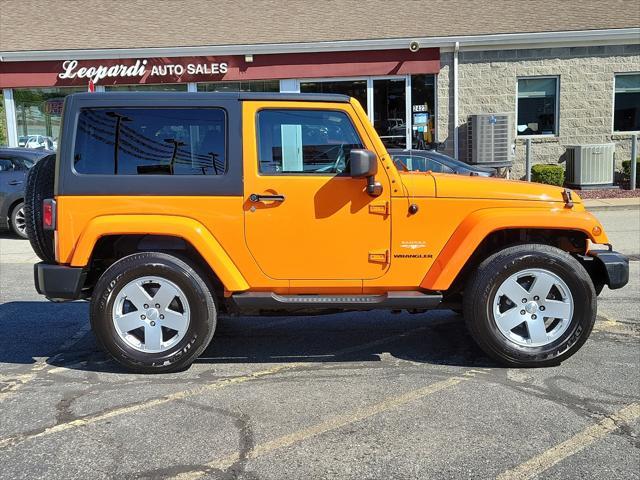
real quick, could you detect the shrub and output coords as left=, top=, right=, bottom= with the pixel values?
left=621, top=158, right=640, bottom=184
left=531, top=164, right=564, bottom=186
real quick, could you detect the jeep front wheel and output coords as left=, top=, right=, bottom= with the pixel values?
left=10, top=202, right=28, bottom=239
left=91, top=252, right=217, bottom=373
left=464, top=244, right=596, bottom=367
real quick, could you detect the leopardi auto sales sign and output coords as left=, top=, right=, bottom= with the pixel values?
left=57, top=59, right=229, bottom=85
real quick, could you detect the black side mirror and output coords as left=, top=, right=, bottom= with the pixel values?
left=350, top=149, right=382, bottom=196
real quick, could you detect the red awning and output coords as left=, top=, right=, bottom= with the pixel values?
left=0, top=49, right=440, bottom=89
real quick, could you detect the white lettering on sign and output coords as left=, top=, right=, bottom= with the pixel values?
left=58, top=59, right=229, bottom=85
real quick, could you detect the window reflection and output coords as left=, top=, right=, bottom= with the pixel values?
left=257, top=109, right=363, bottom=175
left=104, top=84, right=188, bottom=92
left=300, top=80, right=368, bottom=112
left=14, top=87, right=86, bottom=150
left=74, top=108, right=226, bottom=175
left=373, top=78, right=406, bottom=148
left=198, top=80, right=280, bottom=92
left=517, top=77, right=558, bottom=136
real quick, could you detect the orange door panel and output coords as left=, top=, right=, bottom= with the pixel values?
left=242, top=101, right=392, bottom=281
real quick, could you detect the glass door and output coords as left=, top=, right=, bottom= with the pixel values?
left=372, top=78, right=407, bottom=149
left=300, top=79, right=368, bottom=113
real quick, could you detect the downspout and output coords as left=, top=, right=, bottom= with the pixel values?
left=453, top=41, right=460, bottom=160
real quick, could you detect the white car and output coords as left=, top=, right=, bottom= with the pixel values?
left=24, top=135, right=56, bottom=150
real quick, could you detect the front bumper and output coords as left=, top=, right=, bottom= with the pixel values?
left=580, top=250, right=629, bottom=290
left=34, top=262, right=86, bottom=300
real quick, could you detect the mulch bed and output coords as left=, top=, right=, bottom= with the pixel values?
left=575, top=188, right=640, bottom=199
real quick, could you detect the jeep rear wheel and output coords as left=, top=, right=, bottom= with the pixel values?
left=464, top=244, right=596, bottom=367
left=24, top=154, right=56, bottom=262
left=91, top=252, right=217, bottom=373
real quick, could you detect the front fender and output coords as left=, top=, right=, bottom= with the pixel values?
left=420, top=206, right=608, bottom=291
left=70, top=214, right=249, bottom=292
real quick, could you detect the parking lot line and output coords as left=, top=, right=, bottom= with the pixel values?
left=173, top=373, right=488, bottom=480
left=496, top=402, right=640, bottom=480
left=0, top=326, right=430, bottom=451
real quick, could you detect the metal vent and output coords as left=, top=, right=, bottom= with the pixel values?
left=565, top=144, right=615, bottom=188
left=467, top=113, right=514, bottom=165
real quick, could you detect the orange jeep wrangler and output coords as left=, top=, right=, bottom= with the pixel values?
left=26, top=92, right=628, bottom=373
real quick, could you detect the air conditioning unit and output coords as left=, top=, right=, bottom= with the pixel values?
left=467, top=113, right=514, bottom=166
left=565, top=144, right=615, bottom=188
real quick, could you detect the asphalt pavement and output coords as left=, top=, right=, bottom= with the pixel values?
left=0, top=208, right=638, bottom=480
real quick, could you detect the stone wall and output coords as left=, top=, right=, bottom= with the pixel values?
left=437, top=44, right=640, bottom=179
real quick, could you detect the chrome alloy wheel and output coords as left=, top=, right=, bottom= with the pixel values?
left=492, top=268, right=574, bottom=347
left=14, top=205, right=26, bottom=236
left=112, top=276, right=191, bottom=353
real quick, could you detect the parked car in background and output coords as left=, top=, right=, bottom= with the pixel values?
left=23, top=135, right=56, bottom=150
left=0, top=147, right=53, bottom=238
left=389, top=148, right=497, bottom=177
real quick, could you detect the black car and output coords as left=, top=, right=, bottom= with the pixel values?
left=0, top=147, right=54, bottom=238
left=389, top=149, right=497, bottom=177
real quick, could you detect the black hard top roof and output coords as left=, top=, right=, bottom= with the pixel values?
left=67, top=91, right=351, bottom=103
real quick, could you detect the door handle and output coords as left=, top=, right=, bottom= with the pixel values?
left=8, top=180, right=23, bottom=186
left=249, top=193, right=285, bottom=203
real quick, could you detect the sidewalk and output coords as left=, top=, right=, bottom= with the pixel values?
left=0, top=236, right=40, bottom=264
left=583, top=197, right=640, bottom=212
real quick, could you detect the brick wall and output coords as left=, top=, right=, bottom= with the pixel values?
left=437, top=44, right=640, bottom=179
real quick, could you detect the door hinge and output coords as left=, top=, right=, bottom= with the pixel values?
left=369, top=202, right=390, bottom=215
left=368, top=249, right=389, bottom=264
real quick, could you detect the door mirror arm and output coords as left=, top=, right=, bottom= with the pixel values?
left=350, top=149, right=383, bottom=197
left=366, top=177, right=383, bottom=197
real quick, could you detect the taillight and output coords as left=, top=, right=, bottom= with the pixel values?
left=43, top=199, right=56, bottom=230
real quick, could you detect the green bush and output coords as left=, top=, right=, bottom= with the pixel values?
left=531, top=164, right=565, bottom=186
left=621, top=158, right=640, bottom=184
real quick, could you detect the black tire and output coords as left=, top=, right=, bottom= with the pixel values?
left=463, top=244, right=596, bottom=367
left=24, top=154, right=56, bottom=262
left=91, top=252, right=217, bottom=373
left=10, top=202, right=28, bottom=239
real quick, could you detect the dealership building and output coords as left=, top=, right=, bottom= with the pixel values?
left=1, top=0, right=639, bottom=177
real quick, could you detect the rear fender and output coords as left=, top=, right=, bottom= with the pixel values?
left=421, top=207, right=607, bottom=291
left=70, top=214, right=249, bottom=291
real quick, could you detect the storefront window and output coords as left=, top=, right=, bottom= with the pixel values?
left=0, top=90, right=7, bottom=146
left=14, top=87, right=86, bottom=150
left=105, top=84, right=188, bottom=92
left=373, top=78, right=406, bottom=149
left=517, top=77, right=559, bottom=136
left=410, top=75, right=436, bottom=149
left=614, top=73, right=640, bottom=132
left=198, top=80, right=279, bottom=93
left=300, top=80, right=368, bottom=112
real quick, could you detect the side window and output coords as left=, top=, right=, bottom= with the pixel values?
left=74, top=108, right=226, bottom=175
left=257, top=109, right=364, bottom=174
left=7, top=156, right=34, bottom=170
left=422, top=157, right=452, bottom=173
left=393, top=154, right=451, bottom=173
left=0, top=159, right=14, bottom=172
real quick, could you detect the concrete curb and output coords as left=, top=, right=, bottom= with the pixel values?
left=583, top=197, right=640, bottom=212
left=585, top=204, right=640, bottom=212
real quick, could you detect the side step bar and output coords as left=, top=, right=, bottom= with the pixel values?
left=231, top=291, right=442, bottom=313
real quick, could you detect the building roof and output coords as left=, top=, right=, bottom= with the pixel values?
left=1, top=0, right=639, bottom=54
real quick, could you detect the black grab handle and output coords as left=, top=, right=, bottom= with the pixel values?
left=249, top=193, right=286, bottom=203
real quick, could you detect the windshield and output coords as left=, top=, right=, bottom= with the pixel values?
left=422, top=150, right=471, bottom=169
left=22, top=158, right=36, bottom=168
